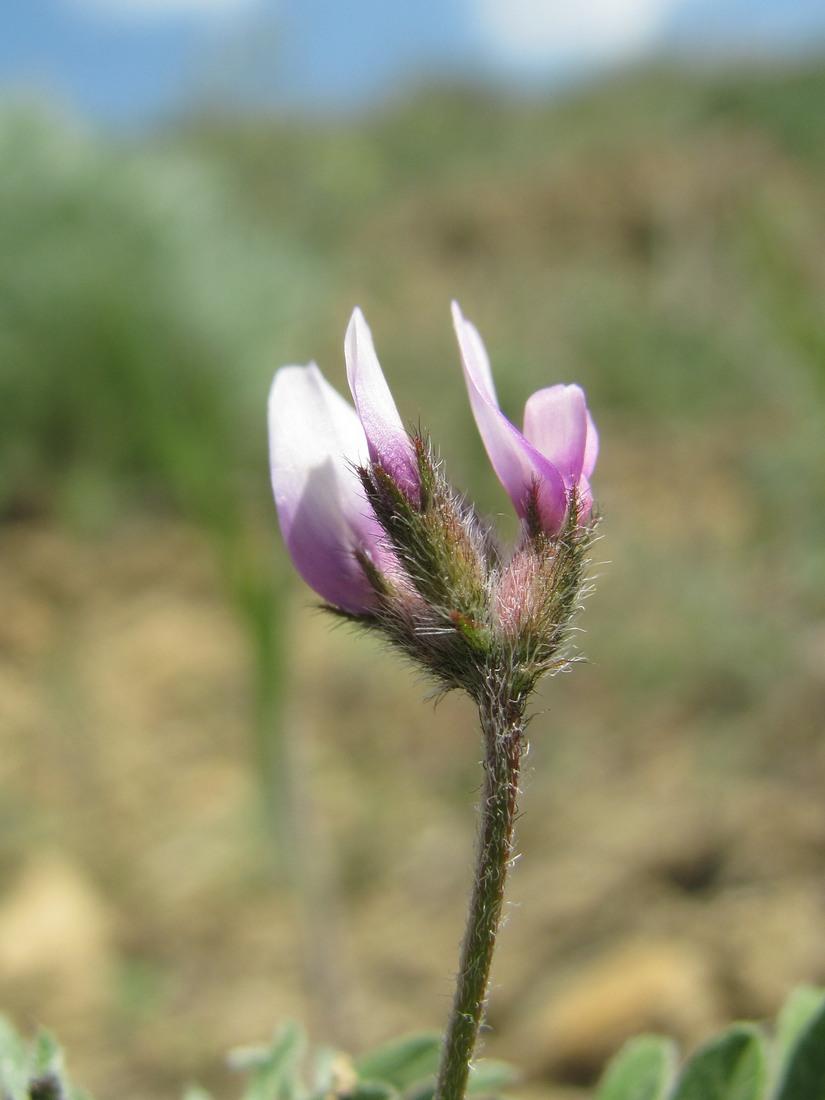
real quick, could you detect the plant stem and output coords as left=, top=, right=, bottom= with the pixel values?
left=434, top=678, right=526, bottom=1100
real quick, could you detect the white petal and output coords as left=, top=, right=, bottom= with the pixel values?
left=522, top=384, right=588, bottom=483
left=268, top=363, right=385, bottom=613
left=345, top=308, right=419, bottom=499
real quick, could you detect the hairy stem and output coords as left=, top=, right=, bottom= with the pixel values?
left=434, top=678, right=526, bottom=1100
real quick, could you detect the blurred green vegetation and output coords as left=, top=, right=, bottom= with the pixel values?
left=4, top=62, right=825, bottom=517
left=0, top=101, right=328, bottom=855
left=0, top=107, right=321, bottom=525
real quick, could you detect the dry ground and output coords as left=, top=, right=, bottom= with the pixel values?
left=2, top=509, right=825, bottom=1100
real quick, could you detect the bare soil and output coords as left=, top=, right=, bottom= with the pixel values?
left=1, top=516, right=825, bottom=1100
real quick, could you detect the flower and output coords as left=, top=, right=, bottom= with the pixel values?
left=451, top=302, right=598, bottom=535
left=268, top=310, right=420, bottom=614
left=268, top=360, right=398, bottom=615
left=269, top=304, right=598, bottom=695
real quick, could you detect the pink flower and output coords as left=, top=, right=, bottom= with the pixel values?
left=268, top=309, right=418, bottom=613
left=270, top=304, right=598, bottom=618
left=270, top=304, right=599, bottom=693
left=268, top=364, right=391, bottom=615
left=452, top=302, right=598, bottom=535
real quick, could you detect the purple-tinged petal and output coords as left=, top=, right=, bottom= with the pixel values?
left=268, top=363, right=391, bottom=614
left=583, top=409, right=599, bottom=479
left=574, top=411, right=599, bottom=522
left=452, top=301, right=568, bottom=533
left=575, top=470, right=594, bottom=519
left=522, top=384, right=588, bottom=485
left=345, top=308, right=419, bottom=502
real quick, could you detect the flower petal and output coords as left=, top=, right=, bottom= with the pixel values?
left=345, top=308, right=419, bottom=502
left=268, top=363, right=389, bottom=613
left=522, top=384, right=588, bottom=484
left=583, top=409, right=599, bottom=479
left=452, top=301, right=568, bottom=533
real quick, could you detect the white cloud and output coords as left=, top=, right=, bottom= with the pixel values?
left=68, top=0, right=261, bottom=24
left=475, top=0, right=682, bottom=69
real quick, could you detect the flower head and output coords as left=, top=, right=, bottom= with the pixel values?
left=268, top=304, right=599, bottom=700
left=451, top=302, right=598, bottom=535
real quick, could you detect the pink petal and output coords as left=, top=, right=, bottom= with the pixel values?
left=345, top=308, right=419, bottom=502
left=268, top=363, right=390, bottom=614
left=583, top=409, right=599, bottom=479
left=452, top=301, right=568, bottom=533
left=522, top=384, right=588, bottom=484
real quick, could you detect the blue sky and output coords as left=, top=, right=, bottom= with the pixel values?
left=2, top=0, right=825, bottom=128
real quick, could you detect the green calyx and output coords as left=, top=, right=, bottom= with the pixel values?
left=346, top=435, right=597, bottom=703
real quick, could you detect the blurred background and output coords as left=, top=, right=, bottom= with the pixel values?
left=2, top=2, right=825, bottom=1098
